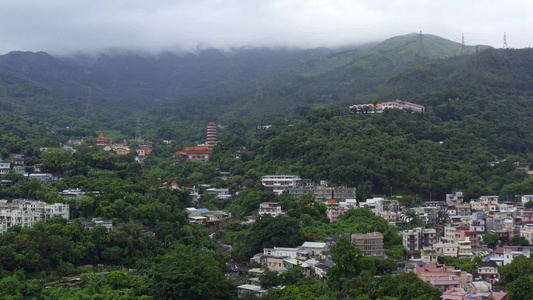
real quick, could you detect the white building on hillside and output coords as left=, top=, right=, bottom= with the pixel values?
left=261, top=175, right=302, bottom=195
left=0, top=199, right=70, bottom=233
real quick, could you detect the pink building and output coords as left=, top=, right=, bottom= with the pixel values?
left=326, top=200, right=347, bottom=223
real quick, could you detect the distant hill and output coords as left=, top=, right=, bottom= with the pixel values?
left=0, top=33, right=494, bottom=124
left=151, top=33, right=492, bottom=122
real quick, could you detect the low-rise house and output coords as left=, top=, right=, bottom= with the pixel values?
left=263, top=247, right=299, bottom=259
left=262, top=175, right=302, bottom=195
left=83, top=218, right=113, bottom=231
left=301, top=242, right=327, bottom=260
left=259, top=202, right=284, bottom=217
left=415, top=263, right=468, bottom=293
left=441, top=287, right=508, bottom=300
left=186, top=208, right=231, bottom=232
left=522, top=195, right=533, bottom=206
left=476, top=261, right=499, bottom=283
left=471, top=196, right=499, bottom=212
left=503, top=246, right=531, bottom=265
left=431, top=237, right=473, bottom=259
left=446, top=191, right=464, bottom=206
left=10, top=154, right=25, bottom=166
left=261, top=255, right=286, bottom=271
left=326, top=200, right=348, bottom=223
left=237, top=284, right=267, bottom=298
left=456, top=204, right=472, bottom=215
left=521, top=226, right=533, bottom=245
left=206, top=188, right=231, bottom=200
left=455, top=229, right=480, bottom=249
left=111, top=144, right=130, bottom=154
left=0, top=159, right=10, bottom=174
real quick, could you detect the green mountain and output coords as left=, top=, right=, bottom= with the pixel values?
left=211, top=48, right=533, bottom=201
left=151, top=33, right=492, bottom=122
left=0, top=33, right=491, bottom=125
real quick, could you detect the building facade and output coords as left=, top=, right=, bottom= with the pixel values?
left=351, top=232, right=385, bottom=258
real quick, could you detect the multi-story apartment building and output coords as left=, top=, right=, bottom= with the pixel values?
left=351, top=232, right=385, bottom=258
left=402, top=227, right=438, bottom=256
left=0, top=199, right=70, bottom=233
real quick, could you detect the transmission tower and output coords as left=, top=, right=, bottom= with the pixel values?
left=84, top=88, right=94, bottom=117
left=503, top=32, right=509, bottom=49
left=255, top=83, right=264, bottom=100
left=461, top=33, right=466, bottom=55
left=416, top=30, right=425, bottom=57
left=135, top=119, right=142, bottom=140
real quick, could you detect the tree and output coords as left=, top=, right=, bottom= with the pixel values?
left=328, top=237, right=362, bottom=291
left=483, top=233, right=499, bottom=248
left=508, top=235, right=529, bottom=246
left=386, top=245, right=407, bottom=260
left=250, top=216, right=303, bottom=255
left=151, top=245, right=236, bottom=300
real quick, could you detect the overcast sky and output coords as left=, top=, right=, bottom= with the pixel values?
left=0, top=0, right=532, bottom=55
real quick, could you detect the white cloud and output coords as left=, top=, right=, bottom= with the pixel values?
left=0, top=0, right=532, bottom=55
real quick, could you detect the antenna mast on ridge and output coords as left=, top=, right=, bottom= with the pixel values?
left=503, top=32, right=509, bottom=49
left=461, top=33, right=466, bottom=55
left=135, top=119, right=142, bottom=140
left=416, top=30, right=425, bottom=57
left=84, top=88, right=94, bottom=117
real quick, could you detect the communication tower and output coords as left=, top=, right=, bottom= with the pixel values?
left=84, top=88, right=94, bottom=117
left=503, top=32, right=509, bottom=49
left=461, top=33, right=466, bottom=55
left=416, top=30, right=425, bottom=56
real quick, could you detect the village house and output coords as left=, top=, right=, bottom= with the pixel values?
left=446, top=191, right=464, bottom=206
left=325, top=200, right=348, bottom=223
left=261, top=175, right=302, bottom=195
left=415, top=263, right=468, bottom=293
left=258, top=202, right=284, bottom=217
left=0, top=159, right=10, bottom=174
left=300, top=242, right=327, bottom=260
left=476, top=261, right=500, bottom=283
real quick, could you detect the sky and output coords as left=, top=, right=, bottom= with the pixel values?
left=0, top=0, right=532, bottom=55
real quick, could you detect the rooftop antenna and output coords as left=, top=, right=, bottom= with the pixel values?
left=84, top=88, right=94, bottom=117
left=503, top=32, right=509, bottom=49
left=461, top=33, right=466, bottom=55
